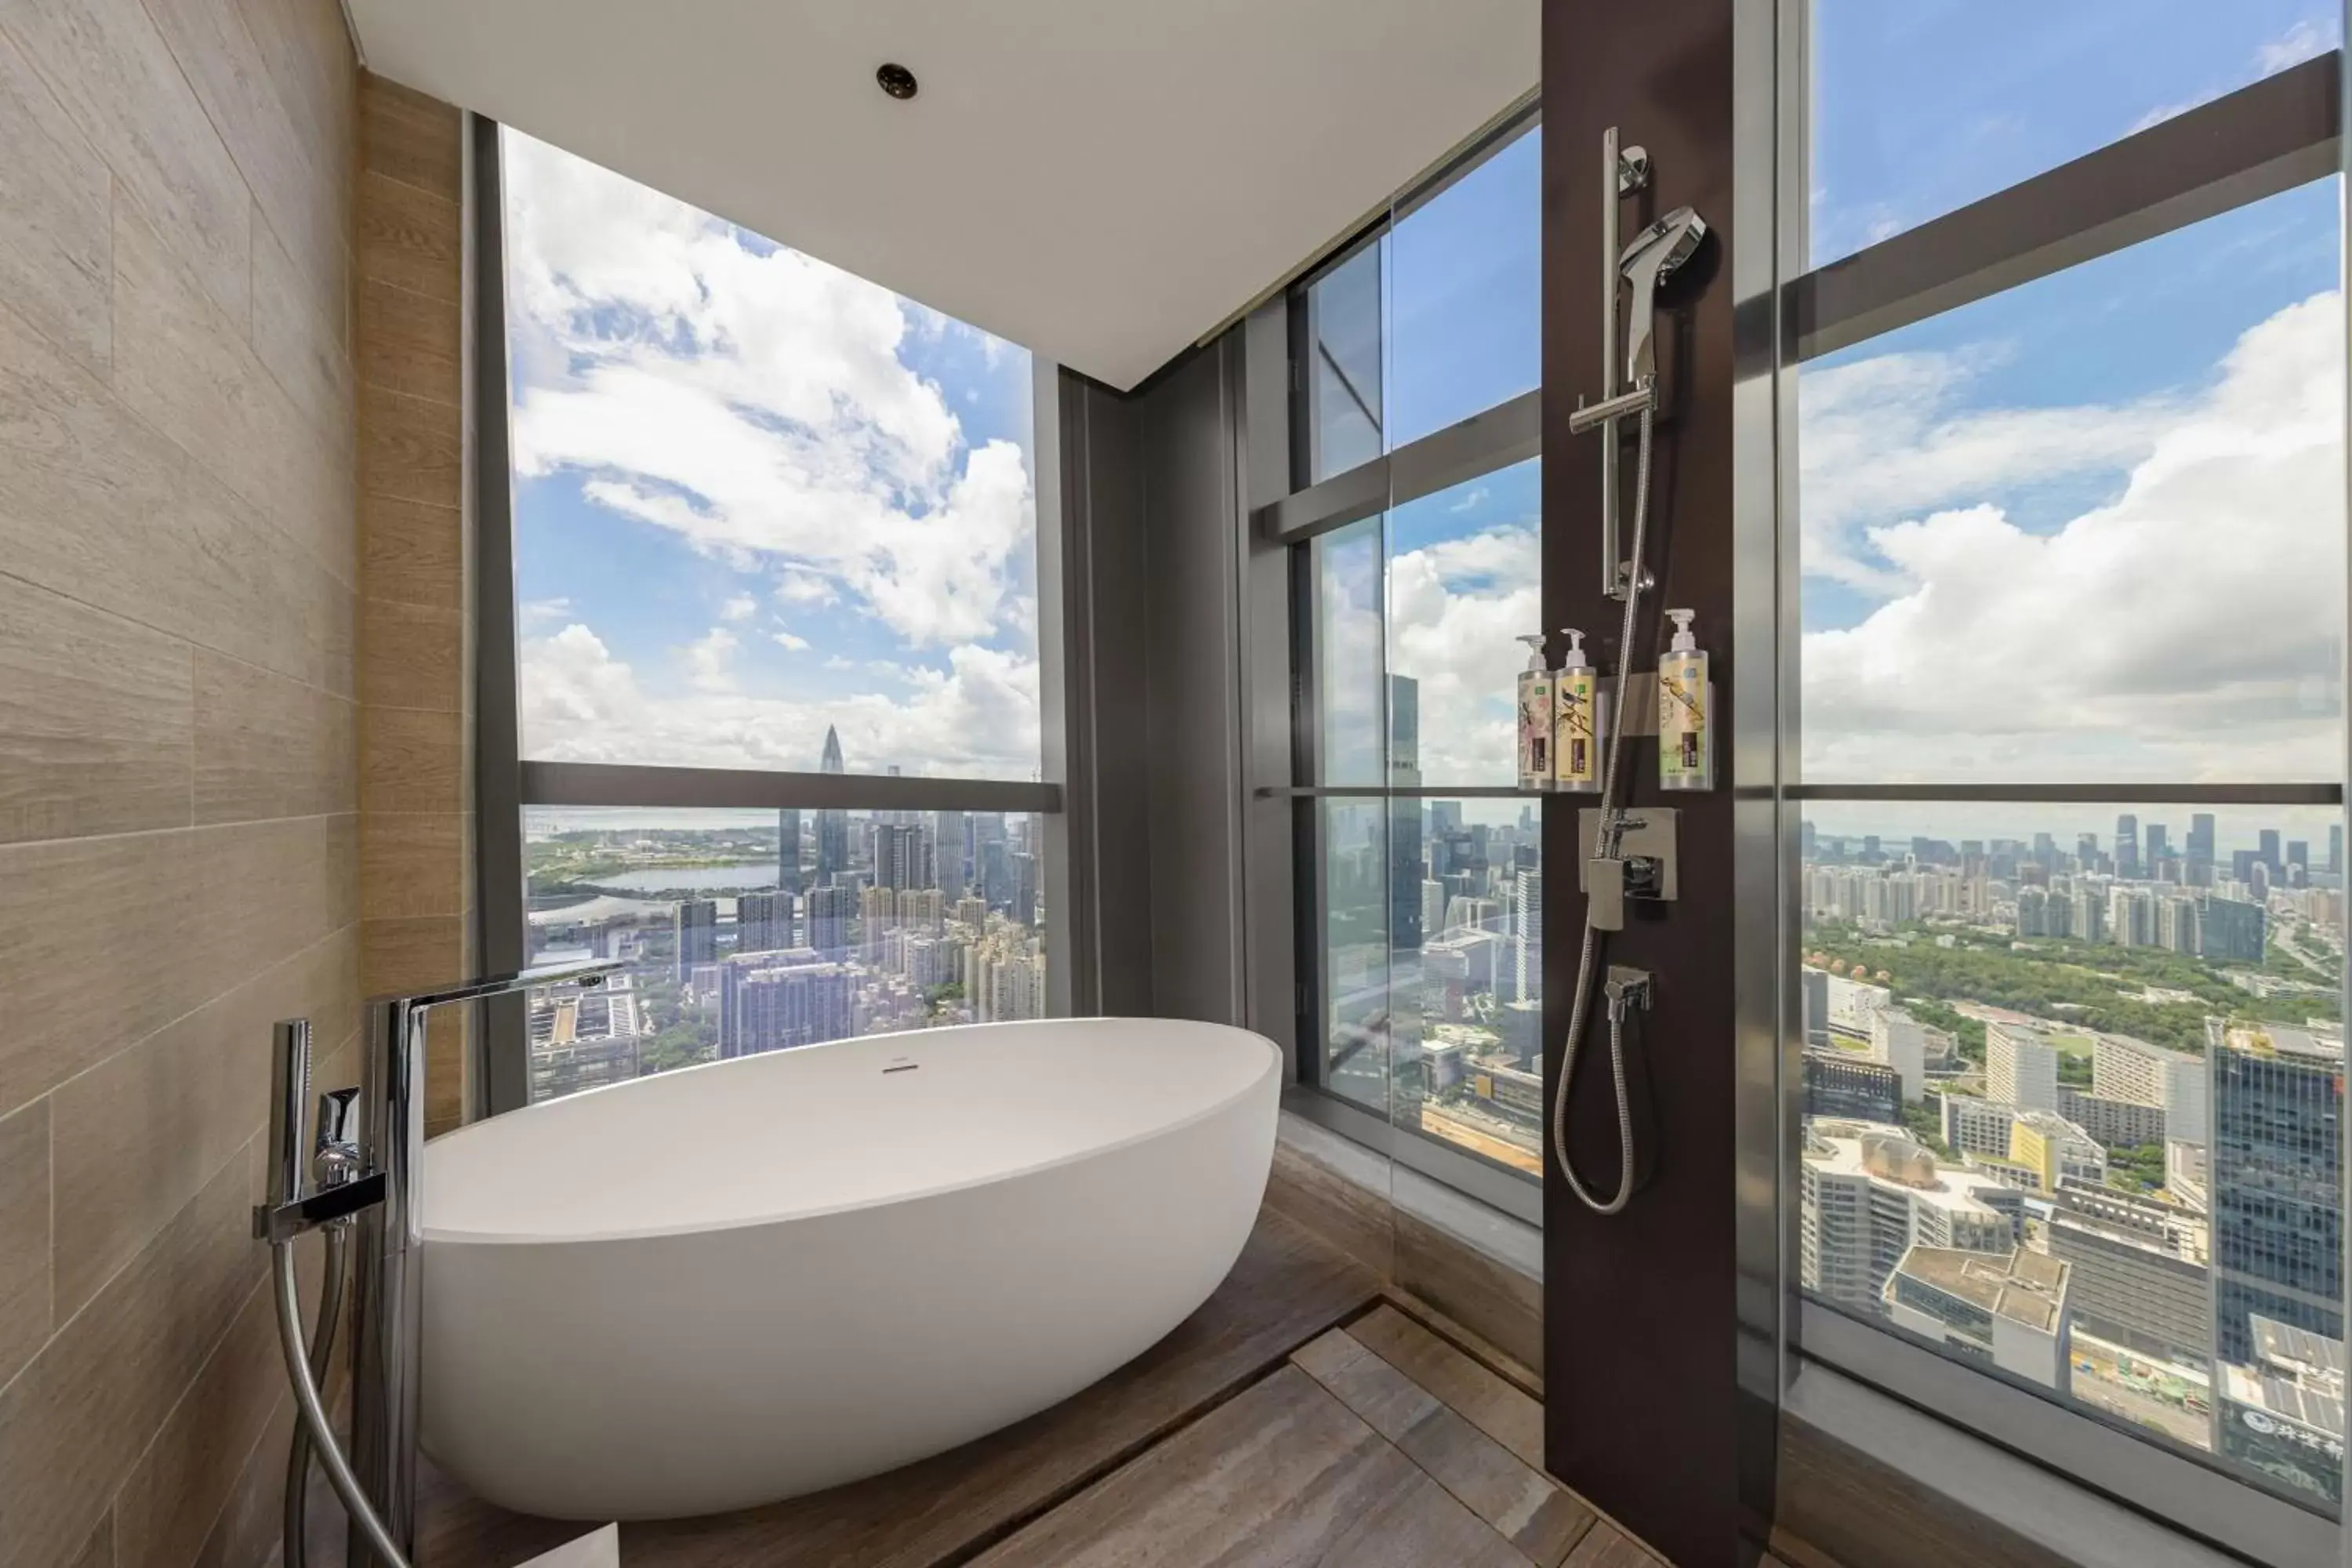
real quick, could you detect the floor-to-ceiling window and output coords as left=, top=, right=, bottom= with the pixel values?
left=1784, top=4, right=2347, bottom=1555
left=481, top=127, right=1062, bottom=1108
left=1273, top=109, right=1547, bottom=1203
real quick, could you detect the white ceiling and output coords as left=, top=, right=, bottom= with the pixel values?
left=347, top=0, right=1538, bottom=391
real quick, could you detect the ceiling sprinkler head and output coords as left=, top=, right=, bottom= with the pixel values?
left=876, top=62, right=919, bottom=100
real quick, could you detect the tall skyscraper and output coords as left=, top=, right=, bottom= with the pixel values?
left=869, top=822, right=924, bottom=891
left=2201, top=893, right=2258, bottom=959
left=2259, top=827, right=2282, bottom=871
left=736, top=891, right=793, bottom=954
left=804, top=884, right=854, bottom=953
left=2144, top=823, right=2169, bottom=871
left=776, top=808, right=803, bottom=895
left=2331, top=824, right=2344, bottom=877
left=2114, top=814, right=2140, bottom=880
left=673, top=899, right=718, bottom=982
left=2212, top=1030, right=2343, bottom=1362
left=2187, top=813, right=2216, bottom=887
left=2075, top=832, right=2101, bottom=873
left=933, top=810, right=969, bottom=898
left=2287, top=840, right=2310, bottom=884
left=815, top=725, right=849, bottom=885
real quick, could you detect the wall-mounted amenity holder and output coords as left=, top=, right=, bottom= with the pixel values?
left=1548, top=125, right=1711, bottom=1218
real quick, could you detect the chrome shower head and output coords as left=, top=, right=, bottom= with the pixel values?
left=1618, top=205, right=1707, bottom=385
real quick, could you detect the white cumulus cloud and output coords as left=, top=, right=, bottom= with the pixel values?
left=521, top=622, right=1040, bottom=778
left=1803, top=291, right=2345, bottom=782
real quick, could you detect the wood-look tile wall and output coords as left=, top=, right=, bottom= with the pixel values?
left=354, top=74, right=475, bottom=1139
left=0, top=0, right=361, bottom=1563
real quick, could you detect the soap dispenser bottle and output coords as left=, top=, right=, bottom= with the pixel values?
left=1658, top=608, right=1712, bottom=791
left=1515, top=633, right=1554, bottom=791
left=1552, top=629, right=1600, bottom=793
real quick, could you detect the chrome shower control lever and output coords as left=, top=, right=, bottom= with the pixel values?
left=254, top=1020, right=387, bottom=1244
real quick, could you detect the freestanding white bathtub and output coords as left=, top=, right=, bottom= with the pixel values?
left=418, top=1016, right=1281, bottom=1519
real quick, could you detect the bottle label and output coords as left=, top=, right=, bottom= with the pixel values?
left=1555, top=673, right=1597, bottom=786
left=1518, top=675, right=1553, bottom=784
left=1659, top=659, right=1707, bottom=782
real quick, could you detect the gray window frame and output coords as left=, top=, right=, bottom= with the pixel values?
left=469, top=118, right=1075, bottom=1116
left=1261, top=105, right=1555, bottom=1223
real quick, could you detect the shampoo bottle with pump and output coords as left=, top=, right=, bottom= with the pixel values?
left=1515, top=634, right=1554, bottom=790
left=1552, top=629, right=1600, bottom=793
left=1657, top=608, right=1712, bottom=791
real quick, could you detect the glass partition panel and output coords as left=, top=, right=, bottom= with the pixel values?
left=523, top=805, right=1051, bottom=1105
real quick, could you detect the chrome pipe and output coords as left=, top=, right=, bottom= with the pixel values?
left=1567, top=383, right=1657, bottom=435
left=1599, top=125, right=1621, bottom=595
left=267, top=1019, right=312, bottom=1210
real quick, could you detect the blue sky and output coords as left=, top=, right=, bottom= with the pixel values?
left=1796, top=4, right=2345, bottom=786
left=503, top=130, right=1041, bottom=780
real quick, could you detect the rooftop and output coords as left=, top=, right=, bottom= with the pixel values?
left=1893, top=1245, right=2069, bottom=1334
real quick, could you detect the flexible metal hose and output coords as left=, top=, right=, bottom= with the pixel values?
left=283, top=1225, right=347, bottom=1568
left=1550, top=391, right=1655, bottom=1214
left=272, top=1237, right=414, bottom=1568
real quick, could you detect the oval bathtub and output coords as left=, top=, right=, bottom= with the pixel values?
left=418, top=1016, right=1281, bottom=1520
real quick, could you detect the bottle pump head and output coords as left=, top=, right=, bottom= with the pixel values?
left=1667, top=609, right=1697, bottom=652
left=1518, top=633, right=1548, bottom=670
left=1558, top=628, right=1589, bottom=668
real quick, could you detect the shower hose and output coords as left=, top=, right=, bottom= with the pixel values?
left=274, top=1225, right=415, bottom=1568
left=1548, top=390, right=1655, bottom=1216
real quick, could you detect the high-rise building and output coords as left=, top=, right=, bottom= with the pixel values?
left=804, top=884, right=854, bottom=953
left=1886, top=1246, right=2071, bottom=1389
left=869, top=822, right=924, bottom=891
left=526, top=975, right=644, bottom=1101
left=933, top=810, right=969, bottom=898
left=1986, top=1021, right=2060, bottom=1112
left=2187, top=813, right=2217, bottom=887
left=1798, top=1125, right=2024, bottom=1319
left=736, top=891, right=793, bottom=954
left=1868, top=1008, right=1927, bottom=1104
left=815, top=726, right=849, bottom=884
left=2259, top=828, right=2282, bottom=871
left=1802, top=1051, right=1901, bottom=1123
left=2332, top=824, right=2344, bottom=877
left=2092, top=1033, right=2208, bottom=1145
left=2033, top=831, right=2058, bottom=870
left=2212, top=1317, right=2346, bottom=1510
left=721, top=949, right=854, bottom=1057
left=1011, top=850, right=1039, bottom=927
left=2287, top=840, right=2310, bottom=884
left=2201, top=895, right=2267, bottom=964
left=2114, top=814, right=2140, bottom=880
left=1511, top=867, right=1542, bottom=1007
left=2042, top=1183, right=2209, bottom=1366
left=776, top=808, right=803, bottom=895
left=2144, top=823, right=2169, bottom=869
left=2211, top=1029, right=2343, bottom=1363
left=1388, top=677, right=1424, bottom=964
left=673, top=898, right=718, bottom=981
left=2075, top=832, right=2102, bottom=874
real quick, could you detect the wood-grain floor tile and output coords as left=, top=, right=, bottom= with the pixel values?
left=1349, top=1303, right=1546, bottom=1471
left=1293, top=1330, right=1594, bottom=1566
left=971, top=1365, right=1533, bottom=1568
left=1562, top=1522, right=1664, bottom=1567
